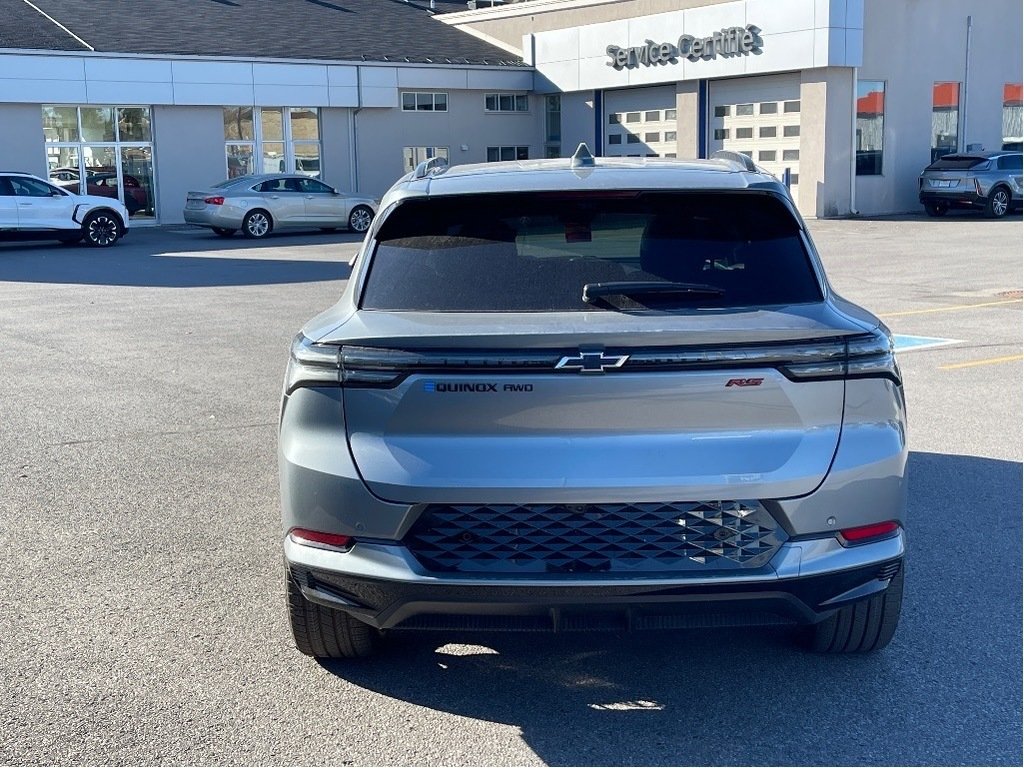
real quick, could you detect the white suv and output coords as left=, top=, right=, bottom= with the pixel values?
left=0, top=172, right=129, bottom=247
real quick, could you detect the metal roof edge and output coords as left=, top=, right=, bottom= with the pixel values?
left=0, top=47, right=529, bottom=69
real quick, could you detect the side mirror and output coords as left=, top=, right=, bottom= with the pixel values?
left=332, top=188, right=341, bottom=195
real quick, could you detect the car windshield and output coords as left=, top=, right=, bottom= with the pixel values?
left=362, top=191, right=822, bottom=312
left=927, top=155, right=989, bottom=170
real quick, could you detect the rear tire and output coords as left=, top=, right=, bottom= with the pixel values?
left=286, top=573, right=379, bottom=658
left=212, top=227, right=236, bottom=237
left=348, top=205, right=373, bottom=234
left=82, top=210, right=122, bottom=247
left=984, top=186, right=1011, bottom=218
left=808, top=565, right=904, bottom=653
left=923, top=202, right=947, bottom=217
left=242, top=209, right=272, bottom=239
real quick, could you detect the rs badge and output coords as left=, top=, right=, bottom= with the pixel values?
left=725, top=378, right=764, bottom=387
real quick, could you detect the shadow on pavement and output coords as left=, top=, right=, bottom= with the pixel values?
left=320, top=451, right=1022, bottom=767
left=0, top=230, right=353, bottom=287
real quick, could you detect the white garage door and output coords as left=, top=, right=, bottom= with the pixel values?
left=604, top=86, right=677, bottom=158
left=709, top=75, right=802, bottom=189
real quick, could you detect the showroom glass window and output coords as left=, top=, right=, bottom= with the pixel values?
left=42, top=105, right=155, bottom=220
left=931, top=82, right=960, bottom=162
left=855, top=81, right=885, bottom=175
left=223, top=107, right=321, bottom=178
left=1003, top=83, right=1022, bottom=146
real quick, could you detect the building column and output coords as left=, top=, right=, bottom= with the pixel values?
left=799, top=67, right=855, bottom=218
left=675, top=81, right=699, bottom=159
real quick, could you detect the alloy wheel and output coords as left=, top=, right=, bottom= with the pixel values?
left=992, top=189, right=1009, bottom=217
left=349, top=207, right=373, bottom=233
left=87, top=215, right=119, bottom=246
left=246, top=212, right=270, bottom=237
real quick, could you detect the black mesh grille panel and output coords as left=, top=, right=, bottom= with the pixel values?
left=404, top=501, right=785, bottom=575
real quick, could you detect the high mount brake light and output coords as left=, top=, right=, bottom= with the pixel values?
left=839, top=521, right=900, bottom=546
left=288, top=528, right=354, bottom=551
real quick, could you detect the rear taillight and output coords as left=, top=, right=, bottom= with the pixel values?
left=838, top=521, right=900, bottom=546
left=283, top=329, right=901, bottom=395
left=204, top=196, right=225, bottom=205
left=975, top=179, right=983, bottom=195
left=284, top=333, right=341, bottom=393
left=781, top=328, right=900, bottom=384
left=288, top=528, right=354, bottom=552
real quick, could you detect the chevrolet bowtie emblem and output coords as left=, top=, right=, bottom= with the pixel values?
left=555, top=351, right=630, bottom=374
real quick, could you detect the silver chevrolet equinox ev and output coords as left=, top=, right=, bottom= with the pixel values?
left=279, top=147, right=907, bottom=659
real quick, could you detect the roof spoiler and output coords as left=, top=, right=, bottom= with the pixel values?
left=711, top=150, right=757, bottom=172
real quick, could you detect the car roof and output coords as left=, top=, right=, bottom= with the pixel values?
left=942, top=151, right=1022, bottom=160
left=391, top=156, right=786, bottom=199
left=231, top=173, right=319, bottom=182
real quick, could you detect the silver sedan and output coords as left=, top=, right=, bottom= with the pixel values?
left=183, top=174, right=378, bottom=238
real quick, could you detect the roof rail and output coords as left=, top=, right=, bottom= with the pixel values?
left=710, top=150, right=757, bottom=172
left=413, top=156, right=449, bottom=179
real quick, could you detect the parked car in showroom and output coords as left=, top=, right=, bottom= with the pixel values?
left=919, top=150, right=1022, bottom=218
left=279, top=148, right=908, bottom=660
left=50, top=167, right=151, bottom=216
left=0, top=171, right=128, bottom=246
left=184, top=174, right=377, bottom=238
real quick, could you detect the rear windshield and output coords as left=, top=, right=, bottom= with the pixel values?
left=213, top=176, right=257, bottom=189
left=927, top=155, right=989, bottom=170
left=362, top=192, right=822, bottom=312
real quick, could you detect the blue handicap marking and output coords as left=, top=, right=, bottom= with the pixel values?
left=892, top=334, right=960, bottom=353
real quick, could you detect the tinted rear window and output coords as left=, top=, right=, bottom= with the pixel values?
left=927, top=155, right=989, bottom=170
left=362, top=192, right=822, bottom=312
left=213, top=176, right=257, bottom=189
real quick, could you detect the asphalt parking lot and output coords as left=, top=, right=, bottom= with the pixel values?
left=1, top=215, right=1021, bottom=766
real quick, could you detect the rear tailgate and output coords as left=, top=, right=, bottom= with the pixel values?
left=334, top=310, right=866, bottom=504
left=331, top=188, right=870, bottom=505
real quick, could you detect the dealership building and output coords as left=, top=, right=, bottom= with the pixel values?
left=0, top=0, right=1020, bottom=223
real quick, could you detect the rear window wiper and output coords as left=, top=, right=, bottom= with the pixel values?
left=582, top=281, right=725, bottom=304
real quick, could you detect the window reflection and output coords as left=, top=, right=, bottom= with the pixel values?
left=80, top=107, right=116, bottom=142
left=931, top=82, right=959, bottom=162
left=856, top=81, right=885, bottom=175
left=42, top=106, right=79, bottom=142
left=1003, top=83, right=1022, bottom=147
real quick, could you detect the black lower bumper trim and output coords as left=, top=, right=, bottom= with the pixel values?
left=289, top=559, right=902, bottom=632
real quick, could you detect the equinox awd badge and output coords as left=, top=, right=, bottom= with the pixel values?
left=423, top=382, right=534, bottom=393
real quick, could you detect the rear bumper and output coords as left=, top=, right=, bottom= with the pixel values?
left=919, top=190, right=986, bottom=209
left=284, top=532, right=905, bottom=631
left=183, top=207, right=243, bottom=228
